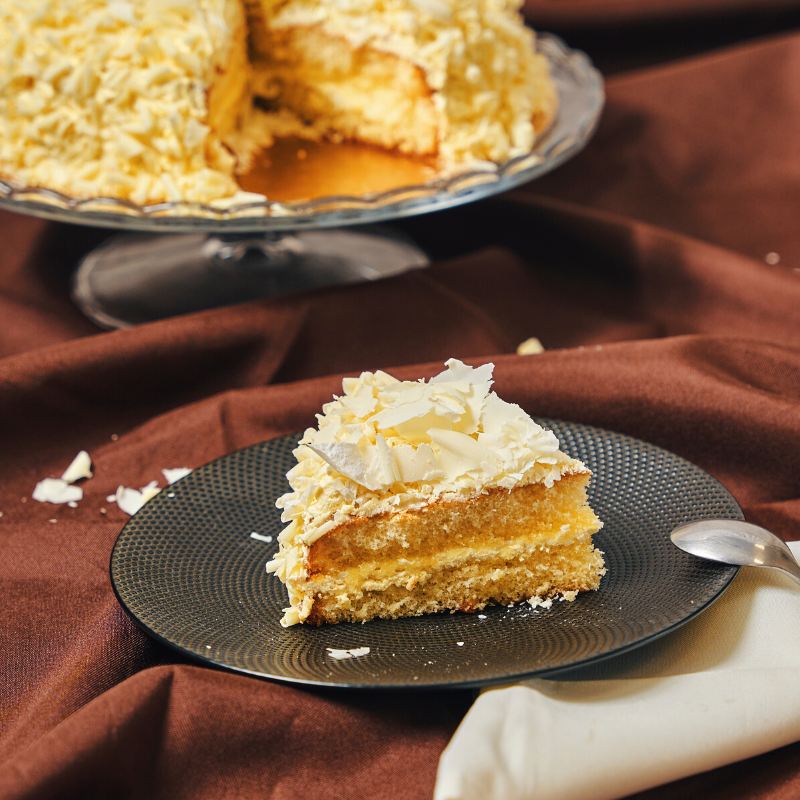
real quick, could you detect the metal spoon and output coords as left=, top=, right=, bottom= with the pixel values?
left=670, top=519, right=800, bottom=585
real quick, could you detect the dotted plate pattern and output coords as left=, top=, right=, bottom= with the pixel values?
left=110, top=420, right=741, bottom=690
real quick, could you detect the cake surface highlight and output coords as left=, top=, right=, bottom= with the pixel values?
left=268, top=359, right=605, bottom=626
left=0, top=0, right=557, bottom=204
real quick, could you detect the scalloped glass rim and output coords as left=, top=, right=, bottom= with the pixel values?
left=0, top=34, right=603, bottom=233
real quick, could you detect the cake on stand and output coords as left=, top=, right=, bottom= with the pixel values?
left=0, top=35, right=603, bottom=330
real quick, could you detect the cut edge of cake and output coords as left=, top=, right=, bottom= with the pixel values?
left=301, top=471, right=604, bottom=626
left=0, top=0, right=558, bottom=205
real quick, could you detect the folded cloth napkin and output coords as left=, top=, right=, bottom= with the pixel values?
left=435, top=541, right=800, bottom=800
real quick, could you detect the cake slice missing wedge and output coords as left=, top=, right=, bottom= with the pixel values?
left=268, top=359, right=604, bottom=626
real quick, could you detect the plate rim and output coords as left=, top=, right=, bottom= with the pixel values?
left=110, top=419, right=742, bottom=690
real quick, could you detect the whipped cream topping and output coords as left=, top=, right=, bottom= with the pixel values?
left=267, top=359, right=586, bottom=626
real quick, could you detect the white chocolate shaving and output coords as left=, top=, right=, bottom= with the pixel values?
left=114, top=481, right=161, bottom=516
left=33, top=479, right=83, bottom=505
left=327, top=647, right=371, bottom=660
left=61, top=451, right=93, bottom=483
left=517, top=337, right=545, bottom=355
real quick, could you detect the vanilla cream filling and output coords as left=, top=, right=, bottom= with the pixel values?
left=307, top=529, right=594, bottom=593
left=268, top=359, right=589, bottom=626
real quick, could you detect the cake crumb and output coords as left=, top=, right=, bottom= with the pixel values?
left=250, top=532, right=273, bottom=543
left=765, top=252, right=781, bottom=265
left=478, top=614, right=487, bottom=619
left=456, top=642, right=464, bottom=646
left=528, top=596, right=553, bottom=610
left=67, top=501, right=79, bottom=509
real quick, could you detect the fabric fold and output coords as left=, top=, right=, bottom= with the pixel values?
left=435, top=544, right=800, bottom=800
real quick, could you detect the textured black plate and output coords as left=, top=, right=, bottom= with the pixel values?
left=110, top=420, right=741, bottom=689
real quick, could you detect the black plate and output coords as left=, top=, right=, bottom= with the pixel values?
left=110, top=420, right=741, bottom=689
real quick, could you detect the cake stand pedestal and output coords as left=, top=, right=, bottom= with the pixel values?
left=71, top=227, right=429, bottom=329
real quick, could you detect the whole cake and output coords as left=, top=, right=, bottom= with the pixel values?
left=268, top=359, right=605, bottom=627
left=0, top=0, right=557, bottom=205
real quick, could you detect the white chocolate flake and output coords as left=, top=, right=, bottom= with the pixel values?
left=114, top=481, right=161, bottom=516
left=517, top=337, right=545, bottom=355
left=162, top=467, right=192, bottom=484
left=33, top=479, right=83, bottom=505
left=327, top=647, right=371, bottom=660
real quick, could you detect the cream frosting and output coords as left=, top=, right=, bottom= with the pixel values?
left=267, top=359, right=587, bottom=626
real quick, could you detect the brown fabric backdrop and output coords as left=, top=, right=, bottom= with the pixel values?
left=3, top=4, right=800, bottom=799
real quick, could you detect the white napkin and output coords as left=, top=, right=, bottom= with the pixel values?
left=435, top=541, right=800, bottom=800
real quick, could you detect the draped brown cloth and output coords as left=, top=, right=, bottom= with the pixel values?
left=3, top=5, right=800, bottom=799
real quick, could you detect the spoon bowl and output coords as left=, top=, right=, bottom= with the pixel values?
left=670, top=519, right=800, bottom=585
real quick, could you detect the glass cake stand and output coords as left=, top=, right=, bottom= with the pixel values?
left=0, top=35, right=604, bottom=329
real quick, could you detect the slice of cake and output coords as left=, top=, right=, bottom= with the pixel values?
left=268, top=359, right=604, bottom=626
left=0, top=0, right=557, bottom=204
